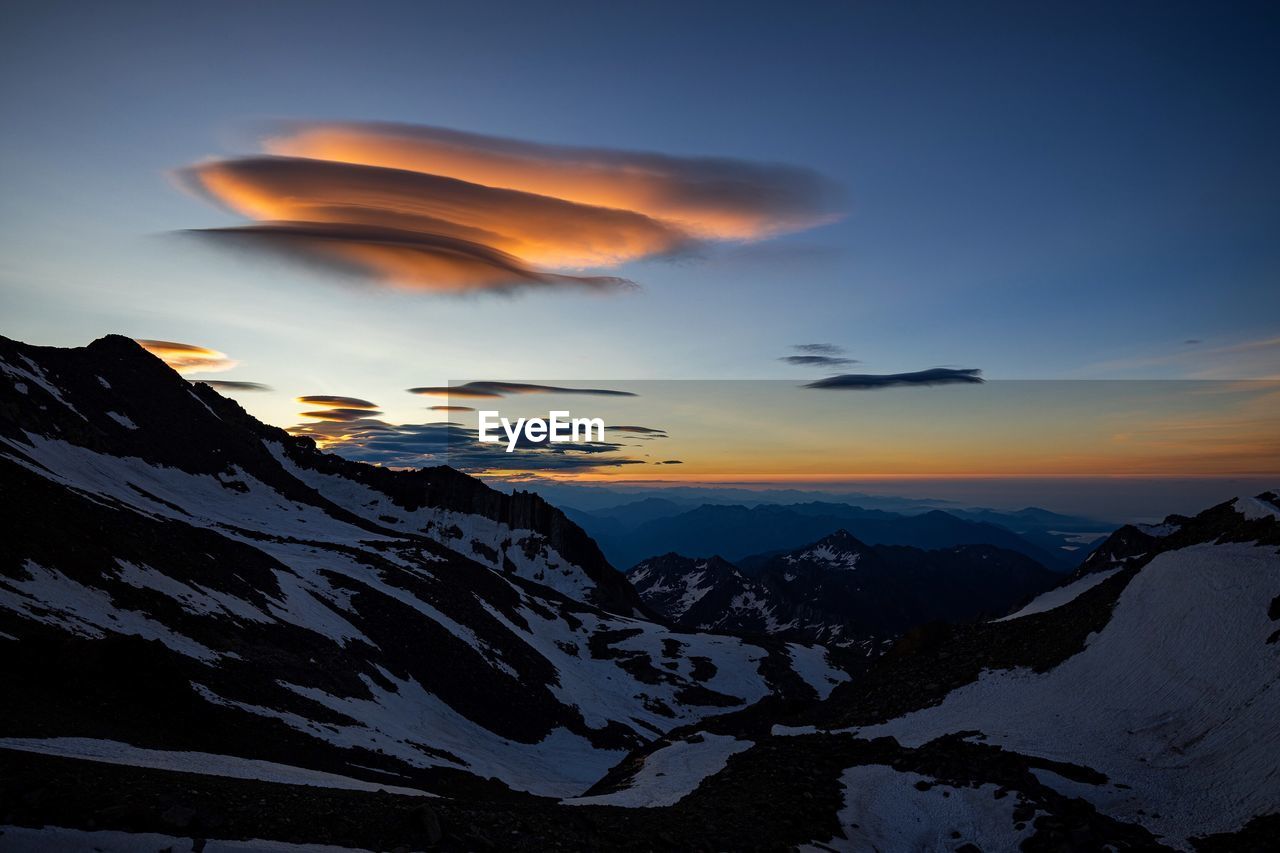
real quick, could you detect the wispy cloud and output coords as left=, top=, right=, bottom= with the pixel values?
left=177, top=122, right=842, bottom=294
left=294, top=395, right=383, bottom=424
left=609, top=425, right=668, bottom=436
left=781, top=354, right=857, bottom=367
left=296, top=395, right=379, bottom=409
left=136, top=339, right=237, bottom=374
left=299, top=407, right=384, bottom=422
left=781, top=343, right=856, bottom=367
left=407, top=381, right=636, bottom=398
left=804, top=367, right=984, bottom=390
left=1085, top=334, right=1280, bottom=379
left=792, top=343, right=846, bottom=356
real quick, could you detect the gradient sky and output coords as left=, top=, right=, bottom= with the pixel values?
left=1, top=1, right=1277, bottom=495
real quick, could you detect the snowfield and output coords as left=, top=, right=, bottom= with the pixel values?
left=855, top=542, right=1280, bottom=848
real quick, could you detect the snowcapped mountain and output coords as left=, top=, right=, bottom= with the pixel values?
left=628, top=553, right=790, bottom=636
left=630, top=529, right=1058, bottom=649
left=2, top=335, right=1277, bottom=850
left=0, top=334, right=842, bottom=803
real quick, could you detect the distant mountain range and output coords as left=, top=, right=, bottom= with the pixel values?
left=566, top=499, right=1103, bottom=571
left=629, top=530, right=1058, bottom=648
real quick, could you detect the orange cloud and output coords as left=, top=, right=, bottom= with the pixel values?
left=190, top=221, right=630, bottom=293
left=176, top=122, right=841, bottom=293
left=181, top=157, right=691, bottom=269
left=136, top=339, right=237, bottom=374
left=262, top=122, right=843, bottom=241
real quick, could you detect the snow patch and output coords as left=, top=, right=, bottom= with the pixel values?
left=0, top=356, right=86, bottom=419
left=563, top=733, right=752, bottom=807
left=786, top=544, right=859, bottom=570
left=198, top=671, right=623, bottom=799
left=993, top=567, right=1123, bottom=622
left=105, top=411, right=138, bottom=430
left=0, top=560, right=218, bottom=662
left=804, top=764, right=1035, bottom=851
left=785, top=643, right=850, bottom=699
left=1233, top=495, right=1280, bottom=521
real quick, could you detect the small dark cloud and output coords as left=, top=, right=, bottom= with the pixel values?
left=1185, top=339, right=1202, bottom=345
left=407, top=385, right=503, bottom=399
left=195, top=380, right=272, bottom=392
left=408, top=381, right=636, bottom=398
left=428, top=405, right=476, bottom=412
left=297, top=395, right=379, bottom=410
left=793, top=343, right=845, bottom=356
left=804, top=368, right=984, bottom=390
left=300, top=408, right=385, bottom=422
left=655, top=459, right=684, bottom=465
left=780, top=355, right=857, bottom=367
left=609, top=425, right=668, bottom=436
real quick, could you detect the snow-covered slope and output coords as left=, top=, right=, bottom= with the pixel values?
left=0, top=335, right=825, bottom=800
left=4, top=335, right=1277, bottom=850
left=772, top=494, right=1280, bottom=850
left=856, top=541, right=1280, bottom=847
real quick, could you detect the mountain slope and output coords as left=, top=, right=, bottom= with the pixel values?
left=0, top=334, right=836, bottom=800
left=2, top=335, right=1276, bottom=850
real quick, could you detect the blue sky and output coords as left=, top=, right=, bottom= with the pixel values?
left=1, top=1, right=1277, bottom=440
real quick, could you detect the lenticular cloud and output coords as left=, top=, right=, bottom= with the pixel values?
left=177, top=122, right=842, bottom=294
